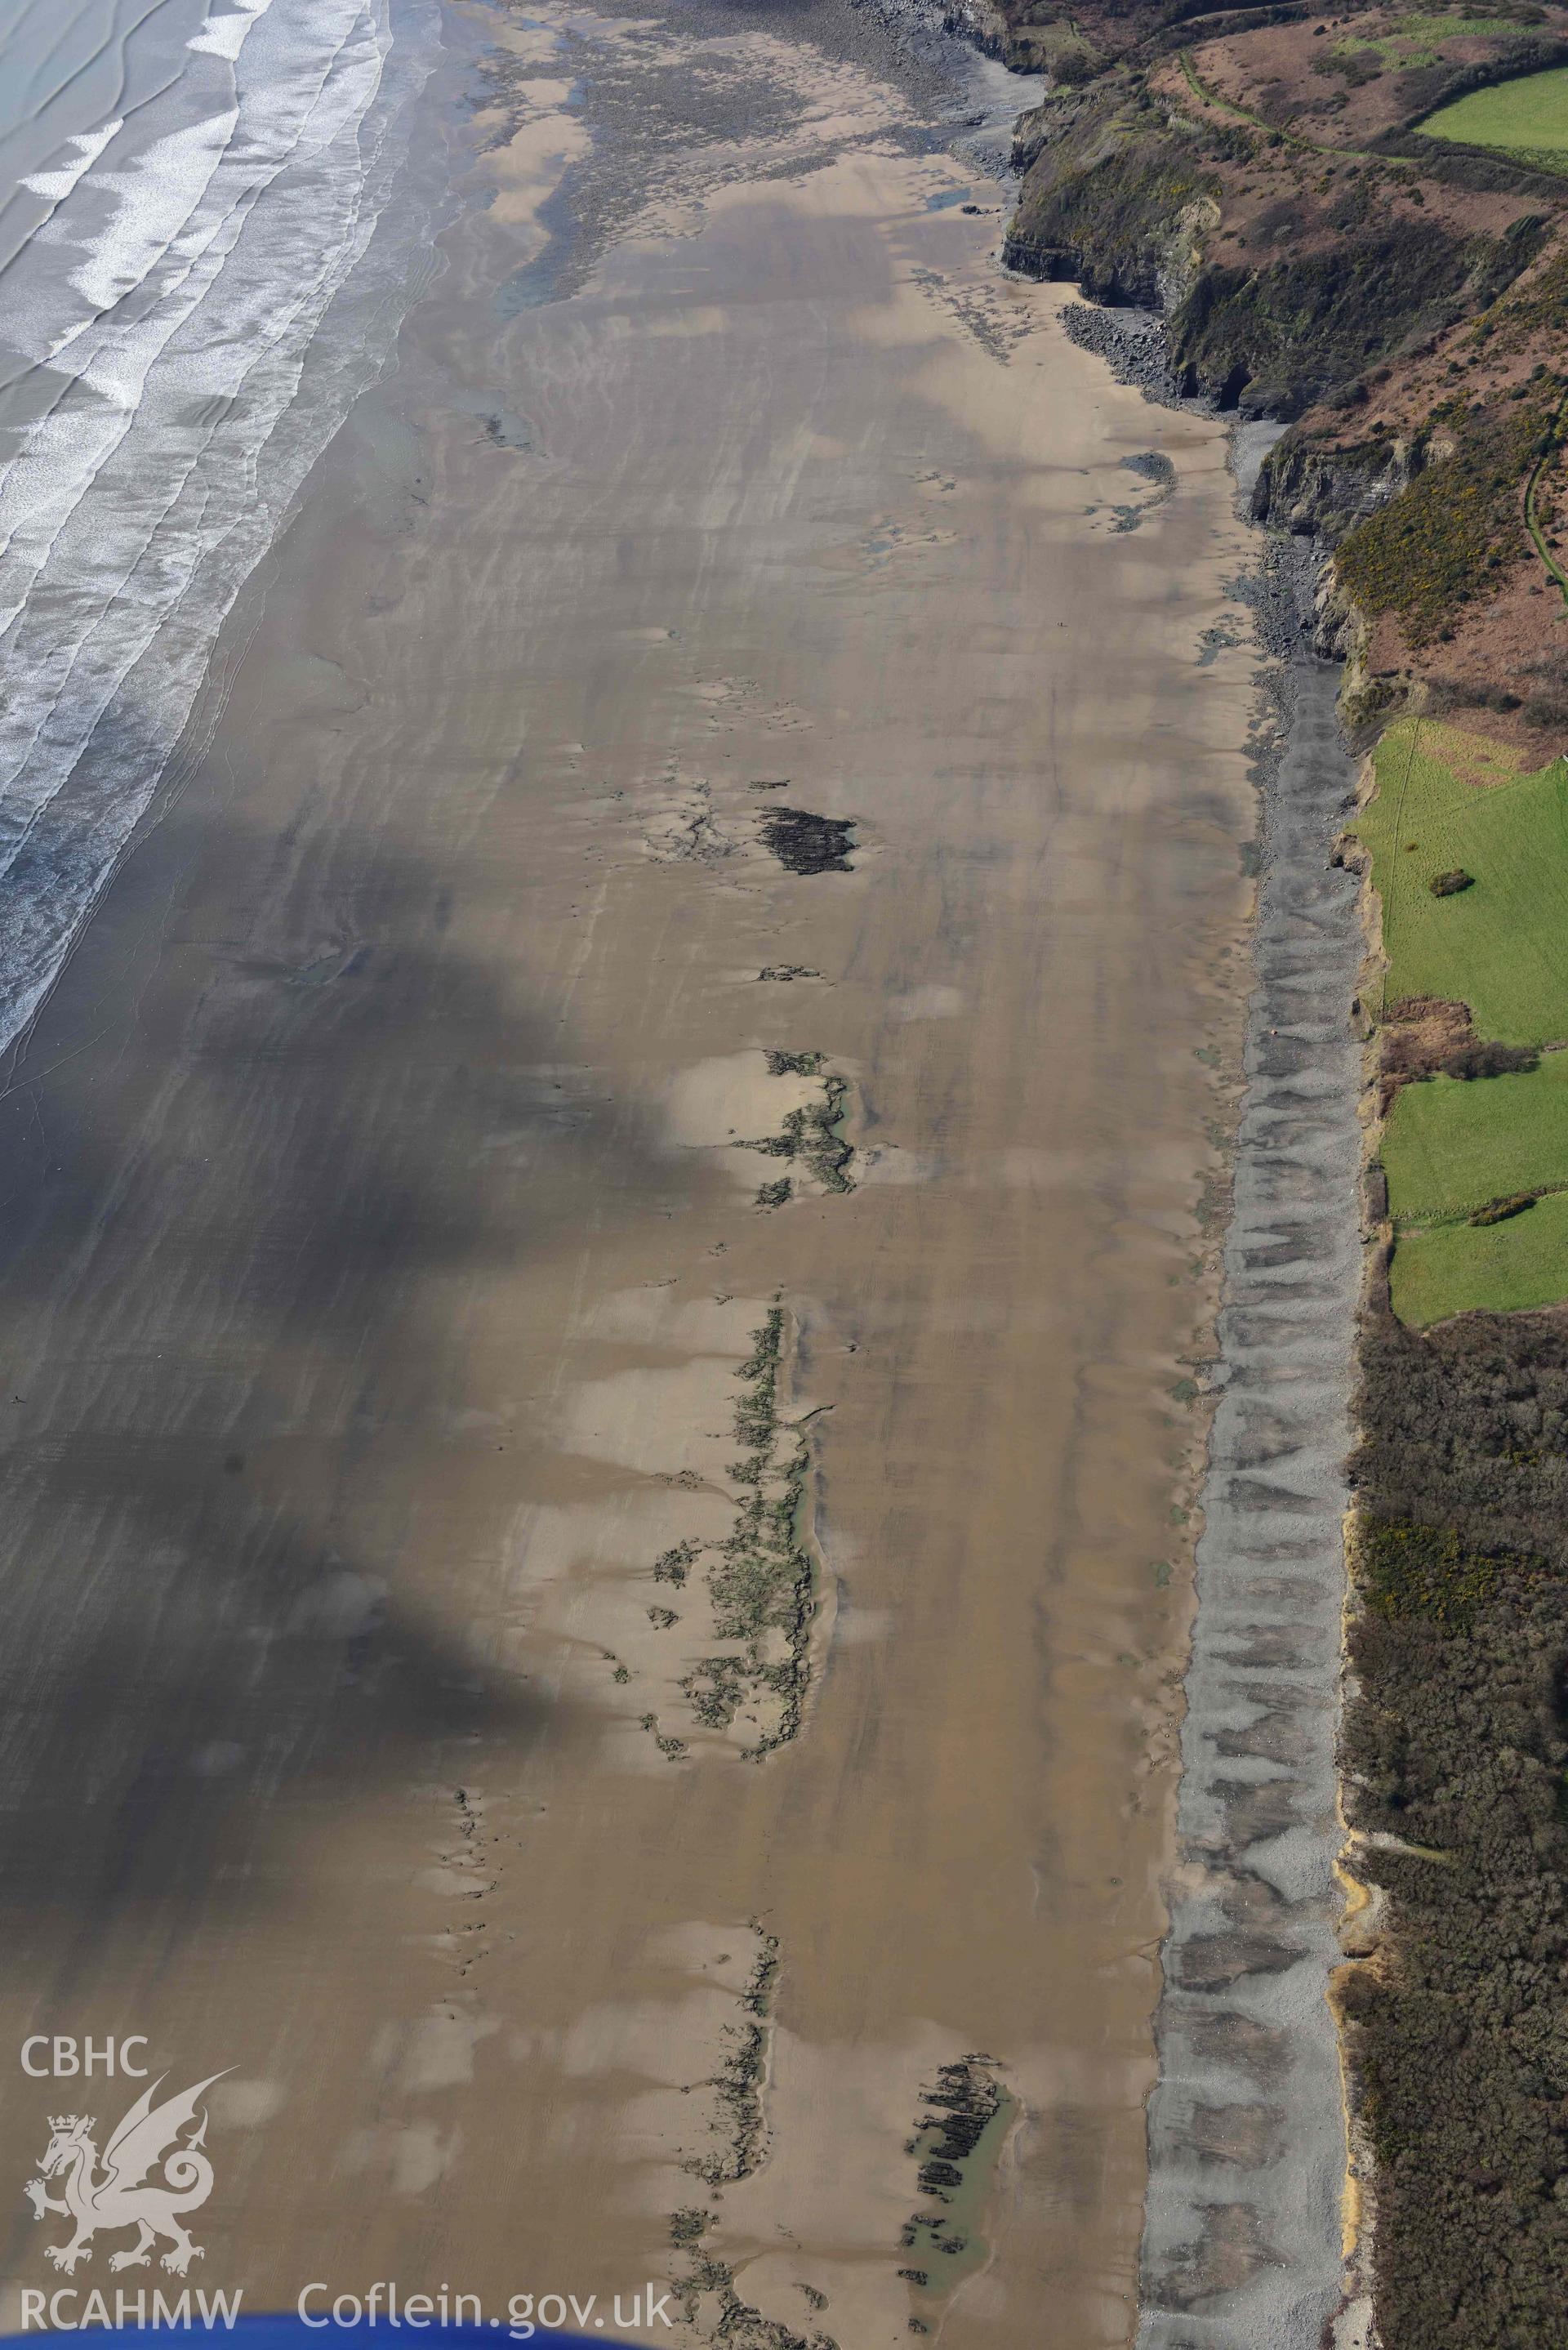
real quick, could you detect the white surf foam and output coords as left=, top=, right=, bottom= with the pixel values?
left=0, top=0, right=441, bottom=1055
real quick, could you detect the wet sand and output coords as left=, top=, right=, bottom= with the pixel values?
left=0, top=4, right=1263, bottom=2342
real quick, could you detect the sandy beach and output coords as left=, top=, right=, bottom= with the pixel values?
left=0, top=2, right=1265, bottom=2340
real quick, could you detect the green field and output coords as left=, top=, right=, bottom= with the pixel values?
left=1421, top=63, right=1568, bottom=166
left=1358, top=721, right=1568, bottom=1321
left=1342, top=14, right=1523, bottom=66
left=1392, top=1187, right=1568, bottom=1323
left=1384, top=1055, right=1568, bottom=1219
left=1349, top=720, right=1568, bottom=1045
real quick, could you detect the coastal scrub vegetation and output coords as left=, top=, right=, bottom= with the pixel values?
left=1354, top=1302, right=1568, bottom=1560
left=1340, top=1530, right=1568, bottom=2346
left=1334, top=386, right=1560, bottom=641
left=1471, top=1186, right=1539, bottom=1220
left=1344, top=1310, right=1568, bottom=2343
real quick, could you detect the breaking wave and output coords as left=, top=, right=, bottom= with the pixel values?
left=0, top=0, right=439, bottom=1052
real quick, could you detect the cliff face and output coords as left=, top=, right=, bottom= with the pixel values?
left=1008, top=83, right=1550, bottom=413
left=1254, top=432, right=1418, bottom=542
left=1003, top=7, right=1568, bottom=747
left=1168, top=215, right=1546, bottom=414
left=1003, top=106, right=1217, bottom=301
left=1252, top=435, right=1416, bottom=675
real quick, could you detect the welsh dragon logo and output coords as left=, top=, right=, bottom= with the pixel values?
left=24, top=2072, right=229, bottom=2276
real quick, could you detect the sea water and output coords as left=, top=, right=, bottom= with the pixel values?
left=0, top=0, right=439, bottom=1054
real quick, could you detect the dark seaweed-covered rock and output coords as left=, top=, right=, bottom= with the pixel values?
left=759, top=807, right=856, bottom=875
left=913, top=2060, right=1002, bottom=2177
left=897, top=2058, right=1006, bottom=2299
left=1336, top=390, right=1557, bottom=645
left=917, top=2160, right=964, bottom=2194
left=1120, top=448, right=1175, bottom=489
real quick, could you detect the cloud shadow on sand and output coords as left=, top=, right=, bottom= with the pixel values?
left=0, top=790, right=688, bottom=1934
